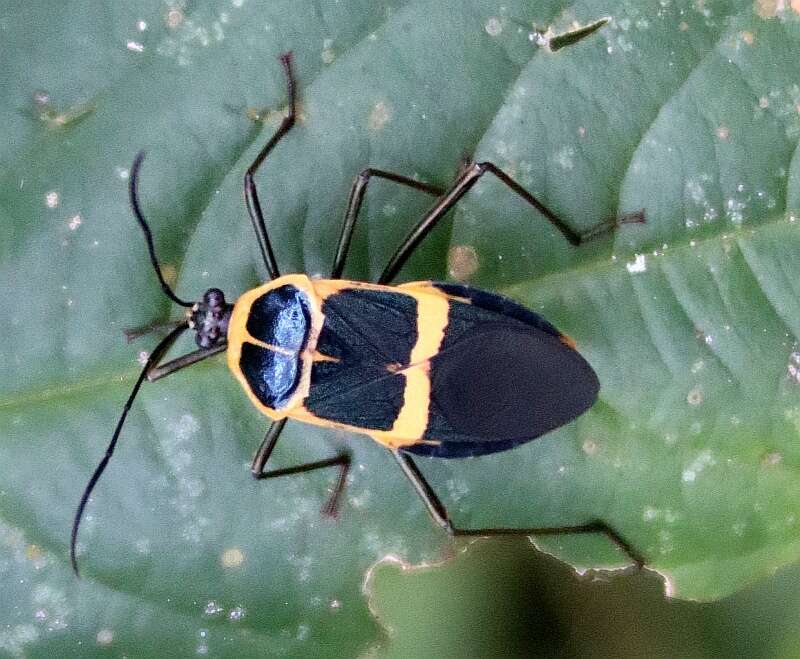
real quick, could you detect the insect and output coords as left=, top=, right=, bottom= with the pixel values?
left=71, top=52, right=645, bottom=576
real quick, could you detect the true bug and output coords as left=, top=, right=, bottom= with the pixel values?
left=71, top=52, right=645, bottom=576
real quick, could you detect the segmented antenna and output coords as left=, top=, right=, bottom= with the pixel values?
left=130, top=152, right=193, bottom=308
left=71, top=323, right=187, bottom=577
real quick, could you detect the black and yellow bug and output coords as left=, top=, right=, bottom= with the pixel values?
left=71, top=53, right=645, bottom=575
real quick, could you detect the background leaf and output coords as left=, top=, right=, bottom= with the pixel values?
left=2, top=0, right=800, bottom=655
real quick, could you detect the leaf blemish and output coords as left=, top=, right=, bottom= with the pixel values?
left=682, top=449, right=716, bottom=483
left=228, top=606, right=246, bottom=621
left=626, top=253, right=647, bottom=273
left=755, top=0, right=782, bottom=19
left=554, top=145, right=576, bottom=170
left=166, top=8, right=184, bottom=29
left=220, top=547, right=246, bottom=568
left=368, top=101, right=392, bottom=131
left=484, top=17, right=502, bottom=37
left=204, top=601, right=223, bottom=616
left=658, top=529, right=674, bottom=555
left=787, top=351, right=800, bottom=383
left=321, top=38, right=335, bottom=64
left=96, top=629, right=114, bottom=646
left=643, top=507, right=680, bottom=524
left=686, top=386, right=703, bottom=406
left=447, top=245, right=479, bottom=281
left=45, top=191, right=59, bottom=208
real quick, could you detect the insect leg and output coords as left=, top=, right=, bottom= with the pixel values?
left=124, top=318, right=188, bottom=343
left=243, top=52, right=297, bottom=280
left=575, top=207, right=646, bottom=242
left=331, top=169, right=443, bottom=278
left=250, top=418, right=287, bottom=475
left=391, top=449, right=644, bottom=570
left=251, top=419, right=351, bottom=517
left=146, top=342, right=228, bottom=382
left=378, top=161, right=642, bottom=284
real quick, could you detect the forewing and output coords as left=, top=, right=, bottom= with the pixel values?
left=304, top=287, right=417, bottom=430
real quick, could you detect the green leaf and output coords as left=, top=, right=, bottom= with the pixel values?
left=453, top=1, right=800, bottom=600
left=2, top=0, right=799, bottom=655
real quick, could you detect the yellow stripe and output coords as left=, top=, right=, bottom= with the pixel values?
left=226, top=286, right=262, bottom=404
left=388, top=287, right=449, bottom=441
left=242, top=337, right=296, bottom=355
left=288, top=404, right=441, bottom=449
left=313, top=351, right=340, bottom=362
left=560, top=333, right=578, bottom=350
left=313, top=278, right=394, bottom=300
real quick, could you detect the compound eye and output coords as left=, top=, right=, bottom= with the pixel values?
left=204, top=288, right=225, bottom=308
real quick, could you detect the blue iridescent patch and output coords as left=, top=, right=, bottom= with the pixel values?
left=246, top=285, right=311, bottom=350
left=240, top=343, right=301, bottom=409
left=240, top=285, right=311, bottom=409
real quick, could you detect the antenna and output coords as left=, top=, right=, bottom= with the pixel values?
left=129, top=151, right=192, bottom=308
left=70, top=323, right=187, bottom=577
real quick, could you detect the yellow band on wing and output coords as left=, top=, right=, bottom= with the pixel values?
left=388, top=287, right=449, bottom=441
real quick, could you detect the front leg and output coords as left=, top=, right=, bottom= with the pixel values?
left=147, top=342, right=227, bottom=382
left=243, top=52, right=297, bottom=280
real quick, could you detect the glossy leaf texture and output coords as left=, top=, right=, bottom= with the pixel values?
left=1, top=0, right=799, bottom=656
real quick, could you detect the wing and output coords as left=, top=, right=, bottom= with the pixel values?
left=303, top=285, right=417, bottom=431
left=402, top=282, right=599, bottom=458
left=302, top=281, right=598, bottom=458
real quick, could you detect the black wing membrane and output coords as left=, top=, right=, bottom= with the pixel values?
left=409, top=282, right=599, bottom=458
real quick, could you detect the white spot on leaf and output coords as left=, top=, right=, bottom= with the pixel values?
left=626, top=253, right=647, bottom=273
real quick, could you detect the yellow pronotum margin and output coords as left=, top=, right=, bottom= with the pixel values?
left=227, top=277, right=454, bottom=449
left=227, top=274, right=324, bottom=421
